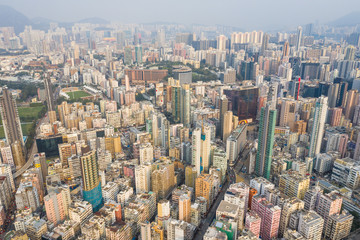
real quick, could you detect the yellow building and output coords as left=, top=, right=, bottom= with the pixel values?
left=58, top=143, right=76, bottom=166
left=48, top=110, right=57, bottom=124
left=195, top=174, right=216, bottom=210
left=324, top=210, right=354, bottom=240
left=151, top=222, right=164, bottom=240
left=179, top=195, right=191, bottom=223
left=11, top=141, right=25, bottom=169
left=279, top=170, right=310, bottom=200
left=105, top=134, right=122, bottom=158
left=151, top=160, right=175, bottom=200
left=185, top=165, right=197, bottom=188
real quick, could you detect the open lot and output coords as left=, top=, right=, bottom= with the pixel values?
left=67, top=90, right=91, bottom=100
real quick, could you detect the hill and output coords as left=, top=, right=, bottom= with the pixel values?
left=78, top=17, right=109, bottom=24
left=0, top=5, right=31, bottom=33
left=329, top=11, right=360, bottom=26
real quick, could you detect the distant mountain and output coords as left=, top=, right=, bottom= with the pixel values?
left=78, top=17, right=109, bottom=24
left=329, top=11, right=360, bottom=26
left=0, top=5, right=31, bottom=33
left=31, top=17, right=55, bottom=31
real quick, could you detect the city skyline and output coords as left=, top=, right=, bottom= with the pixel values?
left=1, top=1, right=360, bottom=239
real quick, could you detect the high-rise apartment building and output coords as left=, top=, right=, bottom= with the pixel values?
left=192, top=126, right=211, bottom=175
left=217, top=35, right=227, bottom=51
left=251, top=195, right=281, bottom=240
left=180, top=84, right=191, bottom=127
left=11, top=141, right=25, bottom=169
left=80, top=149, right=103, bottom=211
left=222, top=111, right=233, bottom=141
left=255, top=104, right=277, bottom=179
left=151, top=160, right=175, bottom=200
left=185, top=165, right=197, bottom=188
left=105, top=134, right=122, bottom=158
left=0, top=87, right=24, bottom=149
left=33, top=152, right=47, bottom=184
left=0, top=176, right=11, bottom=210
left=308, top=97, right=328, bottom=158
left=195, top=174, right=216, bottom=210
left=139, top=143, right=154, bottom=165
left=58, top=143, right=76, bottom=166
left=157, top=199, right=171, bottom=228
left=324, top=210, right=353, bottom=240
left=212, top=148, right=227, bottom=183
left=303, top=186, right=322, bottom=211
left=135, top=164, right=151, bottom=194
left=219, top=95, right=228, bottom=138
left=297, top=210, right=324, bottom=240
left=44, top=189, right=67, bottom=225
left=316, top=191, right=342, bottom=228
left=179, top=195, right=191, bottom=223
left=0, top=164, right=15, bottom=191
left=296, top=26, right=303, bottom=51
left=44, top=76, right=55, bottom=111
left=279, top=171, right=310, bottom=200
left=245, top=210, right=261, bottom=237
left=279, top=99, right=297, bottom=131
left=278, top=198, right=304, bottom=237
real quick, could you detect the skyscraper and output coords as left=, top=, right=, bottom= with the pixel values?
left=201, top=125, right=211, bottom=173
left=180, top=84, right=191, bottom=127
left=255, top=104, right=276, bottom=179
left=219, top=95, right=228, bottom=138
left=171, top=82, right=181, bottom=123
left=34, top=152, right=48, bottom=184
left=222, top=111, right=233, bottom=141
left=80, top=149, right=103, bottom=212
left=195, top=174, right=216, bottom=210
left=0, top=86, right=24, bottom=147
left=217, top=35, right=227, bottom=51
left=192, top=126, right=211, bottom=175
left=192, top=128, right=203, bottom=175
left=260, top=33, right=269, bottom=55
left=344, top=89, right=359, bottom=120
left=296, top=26, right=303, bottom=51
left=179, top=195, right=191, bottom=223
left=279, top=99, right=297, bottom=131
left=283, top=41, right=290, bottom=57
left=44, top=76, right=55, bottom=111
left=308, top=97, right=328, bottom=158
left=135, top=45, right=142, bottom=64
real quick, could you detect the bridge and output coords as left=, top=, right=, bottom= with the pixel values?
left=14, top=142, right=37, bottom=178
left=14, top=114, right=47, bottom=178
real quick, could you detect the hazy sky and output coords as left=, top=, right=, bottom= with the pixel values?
left=1, top=0, right=360, bottom=30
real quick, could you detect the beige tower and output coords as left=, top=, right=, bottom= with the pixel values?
left=223, top=111, right=233, bottom=141
left=179, top=195, right=191, bottom=223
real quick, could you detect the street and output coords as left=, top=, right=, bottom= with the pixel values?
left=193, top=144, right=251, bottom=239
left=193, top=179, right=230, bottom=240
